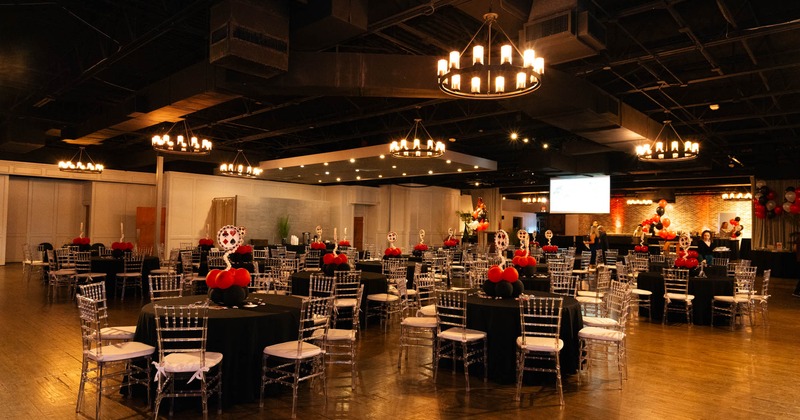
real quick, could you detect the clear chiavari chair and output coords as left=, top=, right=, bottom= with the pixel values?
left=433, top=290, right=487, bottom=392
left=148, top=273, right=184, bottom=301
left=662, top=268, right=692, bottom=324
left=516, top=295, right=565, bottom=404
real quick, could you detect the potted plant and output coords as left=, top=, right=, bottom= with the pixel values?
left=277, top=215, right=290, bottom=245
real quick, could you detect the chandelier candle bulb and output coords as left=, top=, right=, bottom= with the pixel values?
left=495, top=76, right=505, bottom=92
left=437, top=59, right=448, bottom=76
left=451, top=74, right=461, bottom=90
left=449, top=51, right=460, bottom=69
left=523, top=50, right=535, bottom=68
left=473, top=45, right=484, bottom=65
left=501, top=45, right=512, bottom=64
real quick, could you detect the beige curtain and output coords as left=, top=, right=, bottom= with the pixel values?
left=210, top=197, right=236, bottom=238
left=753, top=179, right=800, bottom=249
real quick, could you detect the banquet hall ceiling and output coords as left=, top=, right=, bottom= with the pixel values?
left=2, top=0, right=799, bottom=198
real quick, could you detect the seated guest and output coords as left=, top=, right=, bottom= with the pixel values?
left=696, top=230, right=714, bottom=265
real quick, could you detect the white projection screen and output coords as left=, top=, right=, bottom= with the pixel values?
left=549, top=176, right=611, bottom=214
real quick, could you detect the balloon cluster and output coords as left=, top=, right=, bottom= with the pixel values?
left=338, top=240, right=351, bottom=247
left=512, top=250, right=537, bottom=267
left=634, top=245, right=649, bottom=253
left=322, top=252, right=350, bottom=275
left=310, top=242, right=327, bottom=250
left=542, top=245, right=558, bottom=253
left=111, top=241, right=134, bottom=251
left=443, top=238, right=459, bottom=248
left=483, top=265, right=523, bottom=298
left=674, top=249, right=700, bottom=269
left=384, top=247, right=403, bottom=257
left=468, top=197, right=490, bottom=232
left=207, top=267, right=251, bottom=306
left=640, top=199, right=677, bottom=240
left=754, top=182, right=800, bottom=219
left=72, top=237, right=91, bottom=245
left=198, top=238, right=214, bottom=247
left=727, top=217, right=744, bottom=238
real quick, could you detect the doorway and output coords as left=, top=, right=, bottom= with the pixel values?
left=353, top=217, right=364, bottom=250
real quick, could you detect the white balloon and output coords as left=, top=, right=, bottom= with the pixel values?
left=784, top=202, right=793, bottom=213
left=785, top=191, right=796, bottom=203
left=755, top=180, right=766, bottom=188
left=766, top=200, right=777, bottom=211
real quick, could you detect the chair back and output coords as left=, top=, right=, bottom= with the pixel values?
left=550, top=272, right=577, bottom=297
left=649, top=254, right=666, bottom=264
left=604, top=249, right=619, bottom=266
left=761, top=269, right=771, bottom=296
left=285, top=250, right=297, bottom=260
left=123, top=255, right=144, bottom=273
left=55, top=247, right=75, bottom=270
left=711, top=257, right=729, bottom=267
left=305, top=250, right=322, bottom=268
left=309, top=272, right=334, bottom=297
left=298, top=296, right=333, bottom=342
left=76, top=295, right=105, bottom=357
left=250, top=272, right=272, bottom=293
left=629, top=258, right=649, bottom=274
left=415, top=273, right=437, bottom=309
left=435, top=290, right=468, bottom=333
left=594, top=266, right=612, bottom=296
left=734, top=265, right=757, bottom=296
left=518, top=296, right=563, bottom=348
left=149, top=273, right=184, bottom=301
left=78, top=283, right=111, bottom=327
left=154, top=303, right=211, bottom=366
left=547, top=261, right=571, bottom=275
left=663, top=268, right=690, bottom=295
left=602, top=280, right=631, bottom=325
left=333, top=271, right=361, bottom=300
left=74, top=251, right=92, bottom=273
left=207, top=253, right=225, bottom=270
left=253, top=249, right=268, bottom=261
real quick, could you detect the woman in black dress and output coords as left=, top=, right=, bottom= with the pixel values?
left=696, top=229, right=714, bottom=265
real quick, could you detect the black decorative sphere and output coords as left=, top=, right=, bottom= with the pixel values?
left=495, top=281, right=514, bottom=298
left=482, top=280, right=496, bottom=296
left=511, top=280, right=524, bottom=296
left=209, top=288, right=225, bottom=304
left=223, top=285, right=248, bottom=307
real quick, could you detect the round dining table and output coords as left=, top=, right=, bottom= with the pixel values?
left=133, top=294, right=303, bottom=407
left=90, top=256, right=160, bottom=298
left=635, top=271, right=734, bottom=325
left=465, top=292, right=583, bottom=384
left=356, top=260, right=425, bottom=288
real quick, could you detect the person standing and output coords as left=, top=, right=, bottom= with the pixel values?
left=584, top=221, right=599, bottom=269
left=696, top=230, right=714, bottom=265
left=597, top=225, right=609, bottom=265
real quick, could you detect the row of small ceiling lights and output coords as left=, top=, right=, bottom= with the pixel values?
left=276, top=158, right=481, bottom=183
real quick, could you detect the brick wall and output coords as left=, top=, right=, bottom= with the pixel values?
left=575, top=195, right=752, bottom=238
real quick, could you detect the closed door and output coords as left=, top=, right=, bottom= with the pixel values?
left=353, top=217, right=363, bottom=250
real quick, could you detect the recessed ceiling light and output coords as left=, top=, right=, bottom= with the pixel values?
left=474, top=182, right=480, bottom=186
left=502, top=196, right=506, bottom=200
left=392, top=165, right=397, bottom=169
left=324, top=162, right=329, bottom=166
left=336, top=177, right=341, bottom=181
left=402, top=172, right=407, bottom=176
left=325, top=171, right=330, bottom=175
left=356, top=176, right=361, bottom=180
left=379, top=154, right=385, bottom=159
left=297, top=175, right=301, bottom=177
left=543, top=143, right=549, bottom=149
left=278, top=167, right=283, bottom=170
left=457, top=168, right=462, bottom=172
left=378, top=175, right=383, bottom=178
left=318, top=180, right=322, bottom=183
left=709, top=104, right=720, bottom=110
left=510, top=132, right=518, bottom=140
left=522, top=138, right=529, bottom=143
left=428, top=170, right=433, bottom=174
left=446, top=159, right=451, bottom=164
left=473, top=165, right=479, bottom=169
left=300, top=165, right=305, bottom=168
left=449, top=138, right=456, bottom=142
left=349, top=158, right=356, bottom=163
left=355, top=169, right=360, bottom=172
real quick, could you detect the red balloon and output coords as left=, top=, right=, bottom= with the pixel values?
left=487, top=266, right=504, bottom=283
left=512, top=256, right=521, bottom=266
left=233, top=268, right=251, bottom=287
left=323, top=253, right=336, bottom=265
left=502, top=267, right=519, bottom=282
left=517, top=256, right=529, bottom=267
left=767, top=191, right=776, bottom=200
left=527, top=256, right=537, bottom=266
left=393, top=248, right=402, bottom=256
left=642, top=226, right=649, bottom=233
left=206, top=269, right=221, bottom=289
left=661, top=217, right=671, bottom=228
left=658, top=199, right=667, bottom=208
left=216, top=270, right=235, bottom=290
left=514, top=249, right=526, bottom=257
left=774, top=206, right=783, bottom=215
left=338, top=254, right=348, bottom=264
left=384, top=248, right=392, bottom=256
left=791, top=204, right=800, bottom=214
left=333, top=255, right=343, bottom=265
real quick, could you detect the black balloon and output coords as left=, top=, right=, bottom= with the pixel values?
left=482, top=280, right=497, bottom=296
left=223, top=285, right=247, bottom=306
left=759, top=196, right=768, bottom=205
left=760, top=186, right=769, bottom=195
left=495, top=281, right=513, bottom=298
left=787, top=187, right=795, bottom=192
left=655, top=222, right=664, bottom=230
left=767, top=210, right=776, bottom=219
left=209, top=288, right=224, bottom=304
left=656, top=207, right=665, bottom=216
left=511, top=280, right=524, bottom=297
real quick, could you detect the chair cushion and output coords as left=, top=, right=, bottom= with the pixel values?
left=150, top=268, right=176, bottom=274
left=713, top=295, right=750, bottom=303
left=89, top=341, right=154, bottom=362
left=577, top=291, right=605, bottom=297
left=438, top=327, right=486, bottom=342
left=312, top=328, right=356, bottom=341
left=401, top=316, right=437, bottom=328
left=264, top=341, right=323, bottom=359
left=575, top=296, right=603, bottom=304
left=664, top=293, right=695, bottom=301
left=579, top=326, right=625, bottom=342
left=630, top=288, right=652, bottom=296
left=417, top=304, right=436, bottom=317
left=76, top=272, right=107, bottom=279
left=516, top=336, right=564, bottom=352
left=582, top=316, right=619, bottom=328
left=334, top=298, right=358, bottom=308
left=100, top=325, right=136, bottom=341
left=367, top=293, right=399, bottom=303
left=750, top=294, right=769, bottom=302
left=162, top=351, right=223, bottom=372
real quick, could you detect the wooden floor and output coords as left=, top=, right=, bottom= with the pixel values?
left=2, top=263, right=799, bottom=419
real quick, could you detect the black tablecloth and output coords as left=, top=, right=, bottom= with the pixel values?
left=134, top=294, right=302, bottom=407
left=90, top=256, right=160, bottom=298
left=748, top=250, right=799, bottom=278
left=466, top=293, right=583, bottom=384
left=521, top=275, right=551, bottom=292
left=636, top=272, right=734, bottom=325
left=356, top=260, right=426, bottom=288
left=290, top=271, right=388, bottom=325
